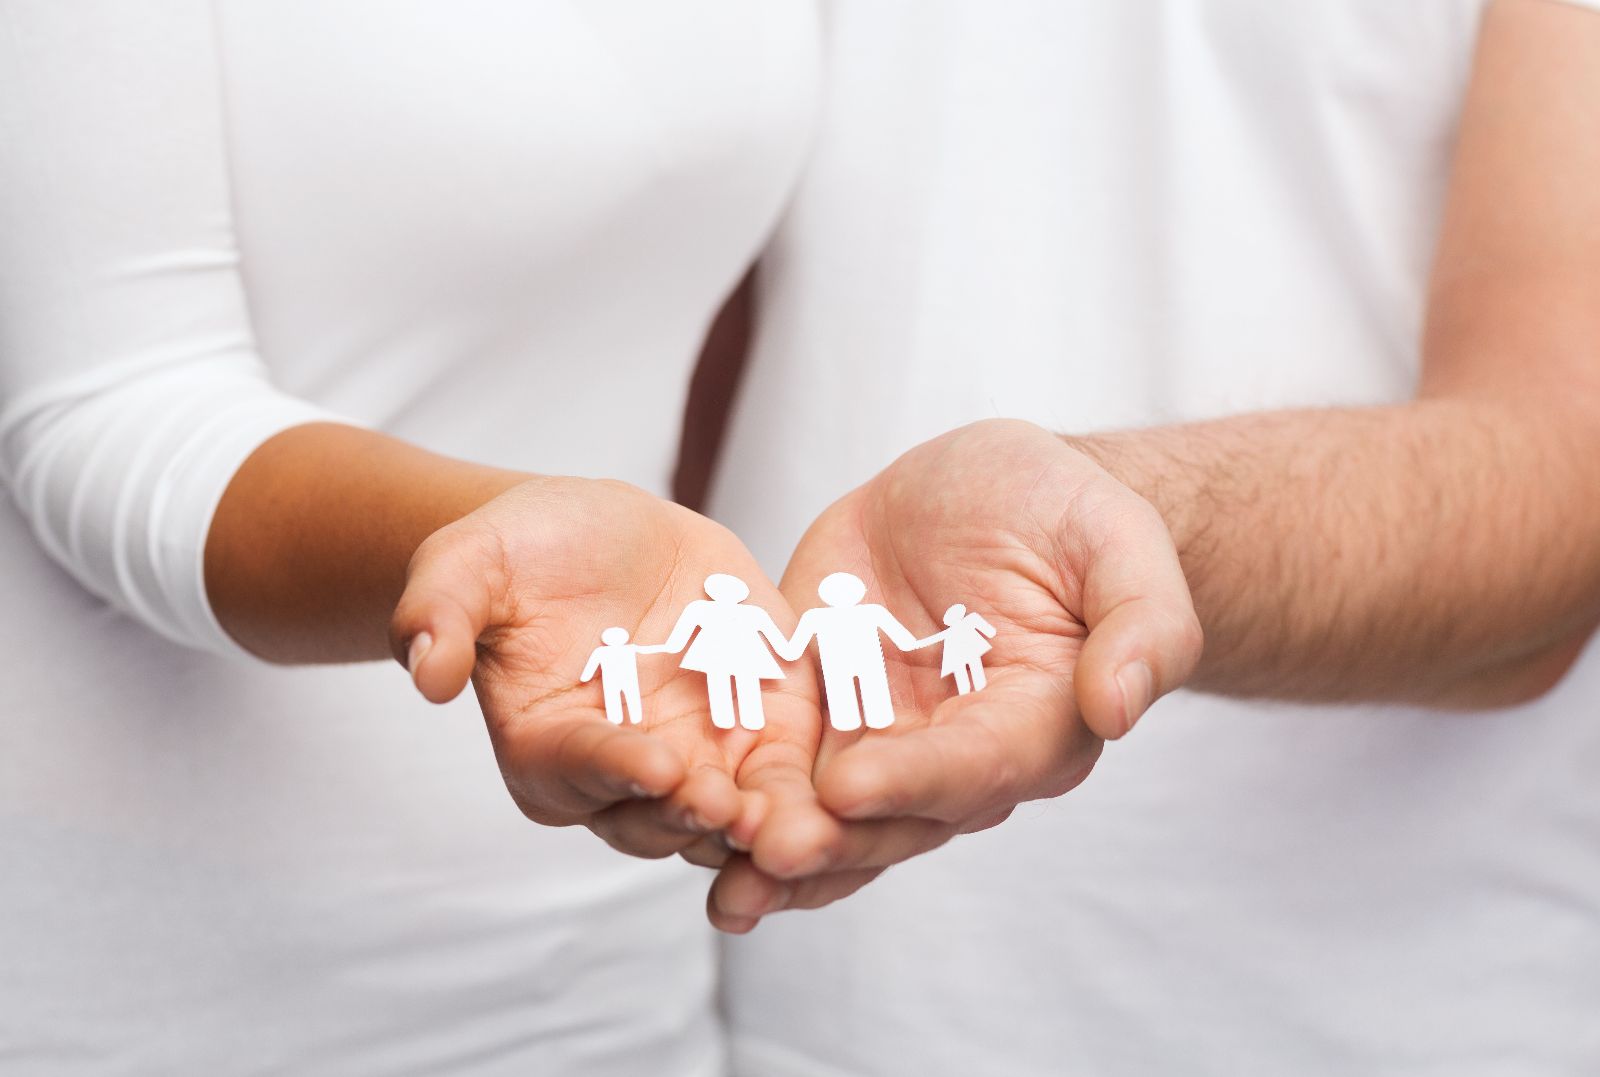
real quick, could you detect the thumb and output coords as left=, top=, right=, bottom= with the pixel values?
left=389, top=529, right=499, bottom=704
left=1069, top=493, right=1203, bottom=739
left=728, top=737, right=823, bottom=861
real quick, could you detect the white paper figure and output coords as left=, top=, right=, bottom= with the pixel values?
left=919, top=603, right=997, bottom=695
left=781, top=572, right=920, bottom=731
left=656, top=574, right=789, bottom=731
left=580, top=627, right=658, bottom=725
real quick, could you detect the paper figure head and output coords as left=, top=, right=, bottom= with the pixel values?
left=818, top=571, right=867, bottom=607
left=704, top=573, right=750, bottom=603
left=601, top=626, right=630, bottom=646
left=942, top=603, right=967, bottom=627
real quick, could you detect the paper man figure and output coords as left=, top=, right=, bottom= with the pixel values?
left=781, top=572, right=920, bottom=731
left=580, top=627, right=652, bottom=725
left=920, top=603, right=998, bottom=695
left=656, top=574, right=789, bottom=731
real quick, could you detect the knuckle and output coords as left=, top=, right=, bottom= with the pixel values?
left=588, top=810, right=679, bottom=860
left=960, top=806, right=1014, bottom=835
left=1038, top=754, right=1099, bottom=801
left=511, top=789, right=577, bottom=828
left=680, top=840, right=731, bottom=870
left=1177, top=609, right=1206, bottom=666
left=605, top=833, right=679, bottom=860
left=407, top=526, right=462, bottom=579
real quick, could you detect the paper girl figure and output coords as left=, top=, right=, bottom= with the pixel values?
left=656, top=574, right=789, bottom=731
left=919, top=603, right=997, bottom=696
left=580, top=627, right=655, bottom=725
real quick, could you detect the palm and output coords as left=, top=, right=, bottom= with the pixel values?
left=398, top=478, right=823, bottom=857
left=707, top=420, right=1198, bottom=928
left=784, top=421, right=1105, bottom=817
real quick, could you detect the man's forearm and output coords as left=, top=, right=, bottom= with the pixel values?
left=1068, top=397, right=1600, bottom=707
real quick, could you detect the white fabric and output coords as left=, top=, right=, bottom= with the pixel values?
left=0, top=1, right=817, bottom=1072
left=714, top=1, right=1600, bottom=1075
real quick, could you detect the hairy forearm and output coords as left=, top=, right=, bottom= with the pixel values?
left=1068, top=396, right=1600, bottom=706
left=1064, top=0, right=1600, bottom=708
left=205, top=423, right=527, bottom=663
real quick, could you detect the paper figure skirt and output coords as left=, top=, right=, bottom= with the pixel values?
left=940, top=626, right=993, bottom=677
left=679, top=620, right=786, bottom=680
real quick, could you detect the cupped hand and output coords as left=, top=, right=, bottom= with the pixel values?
left=390, top=477, right=823, bottom=863
left=708, top=418, right=1203, bottom=929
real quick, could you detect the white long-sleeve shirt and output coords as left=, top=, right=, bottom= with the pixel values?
left=0, top=2, right=817, bottom=1072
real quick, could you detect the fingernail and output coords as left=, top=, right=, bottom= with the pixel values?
left=675, top=803, right=713, bottom=832
left=628, top=783, right=654, bottom=799
left=407, top=632, right=433, bottom=676
left=725, top=833, right=751, bottom=853
left=1116, top=660, right=1155, bottom=733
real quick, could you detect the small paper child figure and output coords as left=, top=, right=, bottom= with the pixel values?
left=920, top=603, right=997, bottom=696
left=781, top=572, right=920, bottom=731
left=580, top=627, right=650, bottom=725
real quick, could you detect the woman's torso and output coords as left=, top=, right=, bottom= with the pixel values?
left=0, top=3, right=817, bottom=1072
left=939, top=623, right=990, bottom=676
left=680, top=603, right=785, bottom=679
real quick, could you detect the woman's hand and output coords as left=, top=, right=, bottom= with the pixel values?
left=708, top=419, right=1203, bottom=929
left=390, top=476, right=824, bottom=862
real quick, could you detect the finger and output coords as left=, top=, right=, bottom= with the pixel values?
left=749, top=801, right=958, bottom=879
left=588, top=766, right=741, bottom=859
left=727, top=732, right=821, bottom=852
left=815, top=675, right=1101, bottom=825
left=960, top=805, right=1015, bottom=834
left=589, top=803, right=700, bottom=860
left=709, top=856, right=885, bottom=926
left=1065, top=489, right=1203, bottom=739
left=781, top=868, right=885, bottom=911
left=707, top=902, right=759, bottom=934
left=670, top=763, right=744, bottom=832
left=708, top=857, right=783, bottom=926
left=389, top=528, right=499, bottom=704
left=679, top=835, right=733, bottom=869
left=724, top=788, right=769, bottom=854
left=500, top=716, right=684, bottom=823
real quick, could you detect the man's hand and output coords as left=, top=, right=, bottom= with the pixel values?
left=390, top=477, right=824, bottom=862
left=707, top=419, right=1202, bottom=930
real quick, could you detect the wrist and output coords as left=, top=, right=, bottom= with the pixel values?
left=207, top=422, right=529, bottom=663
left=1058, top=429, right=1199, bottom=563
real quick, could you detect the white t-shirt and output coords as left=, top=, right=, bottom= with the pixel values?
left=713, top=2, right=1600, bottom=1074
left=0, top=2, right=817, bottom=1072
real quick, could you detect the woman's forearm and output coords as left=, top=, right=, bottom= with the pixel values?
left=205, top=422, right=527, bottom=663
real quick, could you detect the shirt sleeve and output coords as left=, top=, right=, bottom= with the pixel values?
left=0, top=1, right=349, bottom=655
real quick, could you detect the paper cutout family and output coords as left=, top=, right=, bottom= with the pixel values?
left=580, top=572, right=996, bottom=731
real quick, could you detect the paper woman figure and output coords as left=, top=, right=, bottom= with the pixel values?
left=920, top=603, right=997, bottom=695
left=656, top=574, right=789, bottom=731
